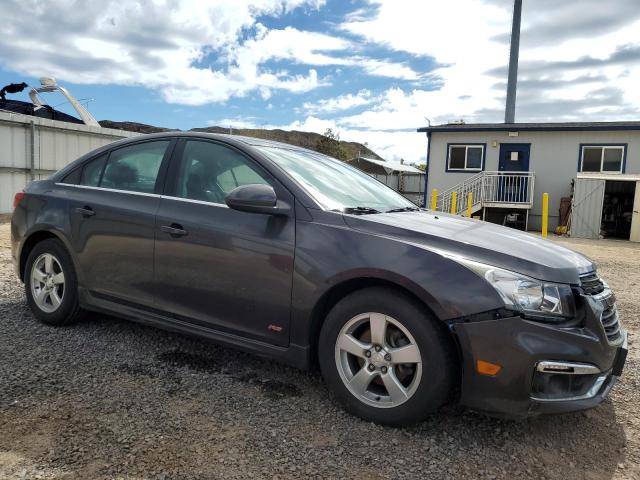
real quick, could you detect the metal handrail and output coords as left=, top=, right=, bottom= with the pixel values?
left=437, top=171, right=535, bottom=214
left=437, top=171, right=485, bottom=212
left=437, top=171, right=484, bottom=198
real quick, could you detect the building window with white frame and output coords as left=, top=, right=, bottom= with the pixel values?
left=447, top=145, right=484, bottom=171
left=580, top=145, right=625, bottom=173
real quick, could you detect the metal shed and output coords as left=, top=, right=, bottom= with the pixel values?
left=570, top=173, right=640, bottom=242
left=0, top=110, right=137, bottom=213
left=346, top=156, right=425, bottom=205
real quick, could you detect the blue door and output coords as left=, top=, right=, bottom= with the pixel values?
left=498, top=143, right=530, bottom=202
left=499, top=143, right=530, bottom=172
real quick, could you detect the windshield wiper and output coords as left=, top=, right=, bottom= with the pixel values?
left=385, top=206, right=420, bottom=213
left=334, top=206, right=381, bottom=215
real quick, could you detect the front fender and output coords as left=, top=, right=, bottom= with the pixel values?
left=290, top=217, right=504, bottom=348
left=319, top=267, right=448, bottom=320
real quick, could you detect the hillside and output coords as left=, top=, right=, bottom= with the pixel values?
left=99, top=120, right=174, bottom=134
left=98, top=121, right=383, bottom=160
left=192, top=126, right=383, bottom=160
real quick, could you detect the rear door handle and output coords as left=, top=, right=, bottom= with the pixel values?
left=75, top=206, right=95, bottom=217
left=161, top=224, right=188, bottom=237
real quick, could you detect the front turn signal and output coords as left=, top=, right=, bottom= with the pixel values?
left=476, top=359, right=502, bottom=376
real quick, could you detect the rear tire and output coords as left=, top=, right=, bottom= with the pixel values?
left=319, top=287, right=456, bottom=426
left=25, top=238, right=86, bottom=326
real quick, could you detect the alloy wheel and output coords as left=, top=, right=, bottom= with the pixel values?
left=334, top=312, right=422, bottom=408
left=30, top=253, right=66, bottom=313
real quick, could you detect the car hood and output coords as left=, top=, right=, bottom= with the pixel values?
left=343, top=210, right=595, bottom=284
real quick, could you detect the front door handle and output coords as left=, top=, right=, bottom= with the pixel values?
left=75, top=206, right=95, bottom=217
left=161, top=224, right=188, bottom=237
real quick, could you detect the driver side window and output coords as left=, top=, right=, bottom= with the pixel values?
left=176, top=140, right=271, bottom=204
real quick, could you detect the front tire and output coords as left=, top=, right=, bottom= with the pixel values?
left=319, top=287, right=456, bottom=426
left=25, top=238, right=85, bottom=326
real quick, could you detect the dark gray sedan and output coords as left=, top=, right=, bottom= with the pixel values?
left=11, top=132, right=627, bottom=425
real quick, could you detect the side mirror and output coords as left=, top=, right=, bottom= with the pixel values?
left=225, top=184, right=283, bottom=215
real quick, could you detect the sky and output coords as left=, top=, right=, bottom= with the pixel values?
left=1, top=0, right=639, bottom=164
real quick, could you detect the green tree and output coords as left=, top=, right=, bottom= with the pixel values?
left=316, top=128, right=347, bottom=160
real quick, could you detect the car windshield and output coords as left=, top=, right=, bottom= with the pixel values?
left=255, top=146, right=417, bottom=212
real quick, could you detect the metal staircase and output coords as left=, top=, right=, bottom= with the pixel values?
left=436, top=171, right=535, bottom=215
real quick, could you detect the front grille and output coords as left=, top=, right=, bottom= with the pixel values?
left=601, top=305, right=621, bottom=342
left=580, top=272, right=605, bottom=296
left=580, top=272, right=621, bottom=343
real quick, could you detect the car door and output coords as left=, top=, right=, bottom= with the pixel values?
left=154, top=139, right=295, bottom=346
left=64, top=139, right=173, bottom=308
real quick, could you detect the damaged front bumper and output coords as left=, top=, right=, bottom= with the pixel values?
left=452, top=288, right=628, bottom=419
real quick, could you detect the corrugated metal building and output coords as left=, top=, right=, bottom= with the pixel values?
left=346, top=156, right=425, bottom=205
left=0, top=110, right=137, bottom=213
left=418, top=122, right=640, bottom=242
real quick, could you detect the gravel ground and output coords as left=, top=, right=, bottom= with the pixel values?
left=1, top=221, right=639, bottom=480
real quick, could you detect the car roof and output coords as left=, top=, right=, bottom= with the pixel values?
left=120, top=131, right=312, bottom=153
left=52, top=130, right=324, bottom=183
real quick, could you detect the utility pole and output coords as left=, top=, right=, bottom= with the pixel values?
left=504, top=0, right=522, bottom=124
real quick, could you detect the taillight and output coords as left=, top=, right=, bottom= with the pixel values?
left=13, top=191, right=25, bottom=209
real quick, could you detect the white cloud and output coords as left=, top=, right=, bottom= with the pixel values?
left=195, top=1, right=640, bottom=162
left=0, top=0, right=329, bottom=105
left=207, top=117, right=259, bottom=129
left=231, top=26, right=421, bottom=81
left=233, top=26, right=351, bottom=66
left=0, top=1, right=420, bottom=105
left=337, top=88, right=431, bottom=130
left=341, top=0, right=511, bottom=124
left=284, top=0, right=640, bottom=164
left=341, top=0, right=640, bottom=124
left=358, top=59, right=420, bottom=80
left=303, top=89, right=374, bottom=114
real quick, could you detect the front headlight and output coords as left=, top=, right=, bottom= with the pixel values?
left=457, top=259, right=576, bottom=320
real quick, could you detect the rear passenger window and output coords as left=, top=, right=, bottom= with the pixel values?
left=100, top=141, right=169, bottom=193
left=80, top=154, right=107, bottom=187
left=61, top=167, right=81, bottom=185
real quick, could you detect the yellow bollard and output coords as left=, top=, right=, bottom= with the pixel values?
left=467, top=192, right=473, bottom=218
left=451, top=191, right=457, bottom=214
left=542, top=192, right=549, bottom=238
left=431, top=189, right=438, bottom=210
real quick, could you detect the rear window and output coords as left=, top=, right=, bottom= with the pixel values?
left=80, top=154, right=107, bottom=187
left=100, top=141, right=169, bottom=193
left=61, top=167, right=81, bottom=184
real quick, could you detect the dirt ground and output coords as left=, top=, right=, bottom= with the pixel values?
left=0, top=221, right=639, bottom=479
